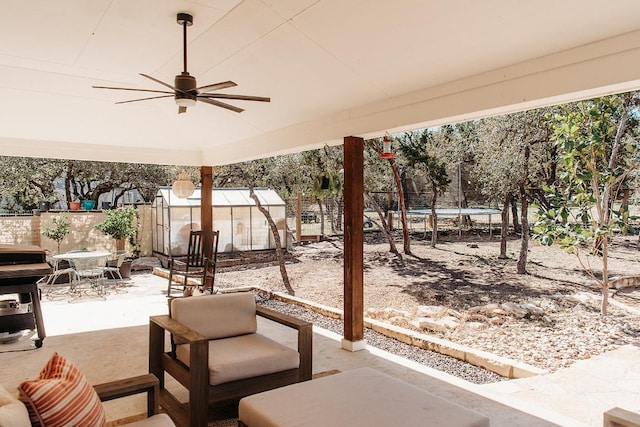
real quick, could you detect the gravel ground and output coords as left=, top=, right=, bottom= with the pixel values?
left=218, top=236, right=640, bottom=374
left=256, top=294, right=505, bottom=384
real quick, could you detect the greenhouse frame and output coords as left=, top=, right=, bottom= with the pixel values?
left=152, top=187, right=286, bottom=257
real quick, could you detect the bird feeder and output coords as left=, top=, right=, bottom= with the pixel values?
left=379, top=135, right=395, bottom=159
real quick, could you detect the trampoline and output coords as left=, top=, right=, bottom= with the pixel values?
left=407, top=207, right=502, bottom=237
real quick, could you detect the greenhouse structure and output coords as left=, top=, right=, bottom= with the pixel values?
left=152, top=187, right=286, bottom=257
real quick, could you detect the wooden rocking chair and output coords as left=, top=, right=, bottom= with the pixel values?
left=167, top=230, right=218, bottom=297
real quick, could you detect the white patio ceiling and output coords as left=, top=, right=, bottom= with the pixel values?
left=1, top=0, right=640, bottom=167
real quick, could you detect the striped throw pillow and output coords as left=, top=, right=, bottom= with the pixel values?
left=18, top=352, right=106, bottom=427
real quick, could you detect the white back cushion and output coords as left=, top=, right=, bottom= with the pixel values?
left=171, top=293, right=257, bottom=339
left=0, top=383, right=30, bottom=427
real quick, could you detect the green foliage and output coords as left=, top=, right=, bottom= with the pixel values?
left=533, top=95, right=637, bottom=251
left=42, top=213, right=71, bottom=243
left=95, top=207, right=137, bottom=245
left=398, top=129, right=451, bottom=193
left=0, top=157, right=65, bottom=211
left=42, top=213, right=71, bottom=254
left=471, top=108, right=556, bottom=205
left=312, top=171, right=342, bottom=199
left=0, top=156, right=173, bottom=211
left=533, top=93, right=640, bottom=315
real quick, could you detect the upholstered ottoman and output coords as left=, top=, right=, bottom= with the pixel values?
left=238, top=367, right=490, bottom=427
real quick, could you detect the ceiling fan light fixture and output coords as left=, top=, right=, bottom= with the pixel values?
left=175, top=97, right=196, bottom=108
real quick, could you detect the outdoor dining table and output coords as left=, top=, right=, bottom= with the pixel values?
left=51, top=250, right=112, bottom=297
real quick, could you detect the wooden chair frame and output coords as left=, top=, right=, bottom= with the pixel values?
left=167, top=230, right=219, bottom=297
left=93, top=373, right=165, bottom=422
left=603, top=407, right=640, bottom=427
left=149, top=306, right=312, bottom=427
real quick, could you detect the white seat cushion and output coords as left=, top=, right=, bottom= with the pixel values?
left=239, top=367, right=490, bottom=427
left=125, top=413, right=176, bottom=427
left=176, top=333, right=300, bottom=385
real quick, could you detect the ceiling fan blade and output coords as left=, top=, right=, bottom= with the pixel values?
left=178, top=106, right=187, bottom=114
left=115, top=95, right=174, bottom=105
left=198, top=97, right=244, bottom=113
left=198, top=94, right=270, bottom=102
left=196, top=81, right=237, bottom=93
left=92, top=86, right=173, bottom=95
left=139, top=73, right=183, bottom=93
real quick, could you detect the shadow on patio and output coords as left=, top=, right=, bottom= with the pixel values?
left=1, top=272, right=635, bottom=426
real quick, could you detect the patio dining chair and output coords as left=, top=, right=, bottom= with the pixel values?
left=40, top=258, right=77, bottom=286
left=38, top=257, right=78, bottom=298
left=103, top=250, right=128, bottom=286
left=70, top=255, right=108, bottom=297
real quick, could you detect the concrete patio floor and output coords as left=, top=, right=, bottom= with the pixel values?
left=1, top=272, right=638, bottom=426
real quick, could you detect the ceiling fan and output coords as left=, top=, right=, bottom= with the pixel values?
left=92, top=13, right=270, bottom=114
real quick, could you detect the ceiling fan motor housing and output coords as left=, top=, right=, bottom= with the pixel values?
left=175, top=72, right=197, bottom=105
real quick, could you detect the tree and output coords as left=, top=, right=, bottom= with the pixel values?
left=533, top=92, right=640, bottom=315
left=363, top=143, right=398, bottom=254
left=311, top=171, right=342, bottom=236
left=398, top=130, right=451, bottom=247
left=473, top=109, right=555, bottom=268
left=0, top=157, right=65, bottom=211
left=42, top=213, right=70, bottom=254
left=368, top=137, right=413, bottom=255
left=232, top=162, right=295, bottom=295
left=95, top=206, right=138, bottom=251
left=302, top=146, right=344, bottom=235
left=0, top=156, right=173, bottom=212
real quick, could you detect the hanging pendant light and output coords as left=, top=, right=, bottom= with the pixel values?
left=172, top=170, right=195, bottom=198
left=379, top=133, right=395, bottom=159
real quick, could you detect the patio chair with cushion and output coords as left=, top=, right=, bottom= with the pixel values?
left=1, top=352, right=174, bottom=426
left=149, top=292, right=313, bottom=427
left=167, top=230, right=219, bottom=297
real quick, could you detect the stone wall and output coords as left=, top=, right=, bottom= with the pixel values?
left=0, top=205, right=153, bottom=256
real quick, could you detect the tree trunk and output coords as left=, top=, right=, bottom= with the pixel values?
left=510, top=193, right=520, bottom=233
left=621, top=188, right=630, bottom=235
left=459, top=188, right=472, bottom=226
left=499, top=195, right=509, bottom=259
left=249, top=187, right=294, bottom=295
left=601, top=237, right=609, bottom=316
left=336, top=198, right=343, bottom=232
left=366, top=192, right=398, bottom=255
left=430, top=184, right=438, bottom=248
left=389, top=159, right=411, bottom=255
left=516, top=144, right=530, bottom=274
left=516, top=191, right=529, bottom=274
left=328, top=197, right=337, bottom=234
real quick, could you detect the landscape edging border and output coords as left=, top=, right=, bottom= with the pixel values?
left=152, top=267, right=546, bottom=379
left=252, top=286, right=547, bottom=380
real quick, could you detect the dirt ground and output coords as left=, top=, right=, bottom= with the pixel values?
left=216, top=230, right=640, bottom=372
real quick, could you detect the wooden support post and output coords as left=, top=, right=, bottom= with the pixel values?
left=342, top=136, right=365, bottom=351
left=201, top=166, right=213, bottom=260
